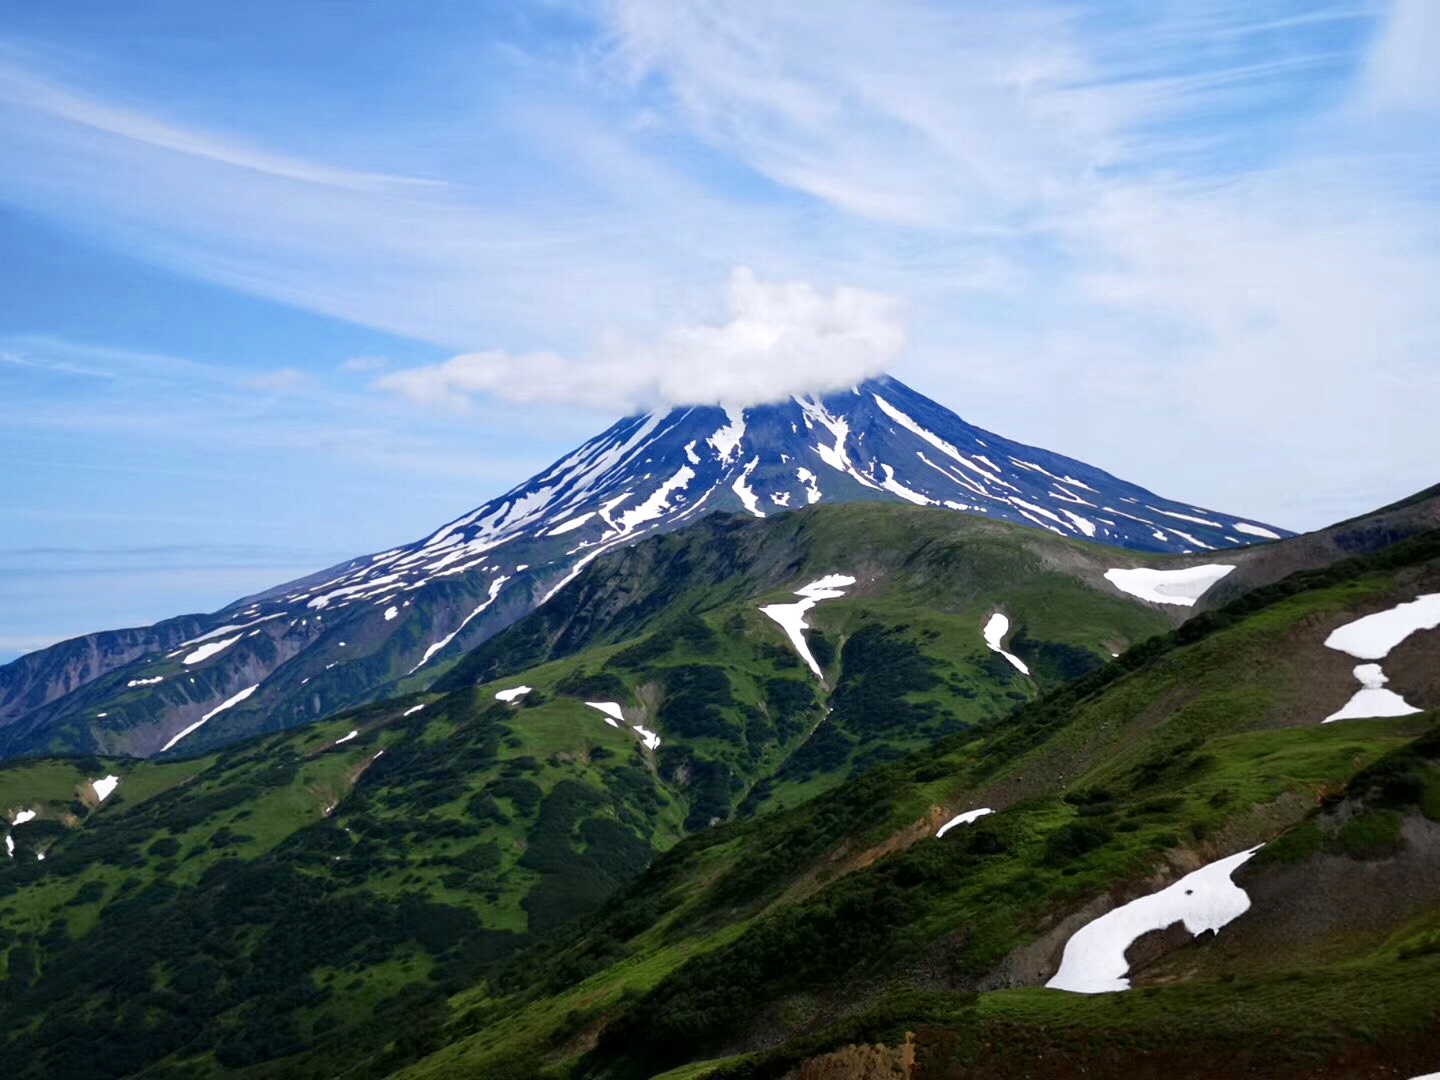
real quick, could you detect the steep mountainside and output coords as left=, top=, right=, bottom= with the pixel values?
left=0, top=497, right=1434, bottom=1078
left=0, top=506, right=1179, bottom=1076
left=391, top=527, right=1440, bottom=1080
left=0, top=376, right=1289, bottom=760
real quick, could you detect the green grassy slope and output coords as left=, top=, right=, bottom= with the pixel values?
left=384, top=531, right=1440, bottom=1080
left=0, top=505, right=1174, bottom=1077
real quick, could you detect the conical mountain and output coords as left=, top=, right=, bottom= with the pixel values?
left=0, top=375, right=1290, bottom=757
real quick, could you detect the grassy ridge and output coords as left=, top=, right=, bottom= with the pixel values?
left=388, top=531, right=1440, bottom=1079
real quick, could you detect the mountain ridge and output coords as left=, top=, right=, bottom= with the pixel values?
left=0, top=375, right=1291, bottom=760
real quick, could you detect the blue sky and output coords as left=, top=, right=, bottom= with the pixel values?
left=2, top=0, right=1438, bottom=661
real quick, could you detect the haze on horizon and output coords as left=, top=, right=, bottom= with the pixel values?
left=2, top=0, right=1437, bottom=661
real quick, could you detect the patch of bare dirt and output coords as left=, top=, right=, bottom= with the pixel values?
left=782, top=1036, right=916, bottom=1080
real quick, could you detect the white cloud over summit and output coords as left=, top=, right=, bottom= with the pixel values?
left=373, top=268, right=904, bottom=412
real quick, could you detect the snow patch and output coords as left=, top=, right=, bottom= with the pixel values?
left=173, top=613, right=285, bottom=650
left=403, top=703, right=426, bottom=716
left=795, top=466, right=822, bottom=504
left=547, top=511, right=596, bottom=536
left=127, top=676, right=165, bottom=687
left=759, top=574, right=856, bottom=679
left=91, top=776, right=120, bottom=802
left=708, top=407, right=746, bottom=462
left=1233, top=522, right=1282, bottom=540
left=161, top=683, right=260, bottom=752
left=1059, top=509, right=1097, bottom=537
left=1320, top=596, right=1440, bottom=724
left=1148, top=506, right=1222, bottom=529
left=936, top=808, right=993, bottom=837
left=12, top=809, right=37, bottom=826
left=1324, top=664, right=1420, bottom=723
left=409, top=575, right=510, bottom=673
left=1047, top=845, right=1263, bottom=994
left=982, top=614, right=1030, bottom=675
left=1323, top=595, right=1440, bottom=660
left=617, top=466, right=695, bottom=531
left=335, top=730, right=359, bottom=745
left=495, top=686, right=532, bottom=704
left=732, top=458, right=765, bottom=517
left=384, top=605, right=399, bottom=621
left=181, top=634, right=243, bottom=666
left=878, top=463, right=932, bottom=505
left=1103, top=565, right=1235, bottom=607
left=586, top=701, right=625, bottom=724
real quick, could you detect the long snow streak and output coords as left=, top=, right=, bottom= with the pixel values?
left=161, top=684, right=260, bottom=752
left=409, top=575, right=511, bottom=674
left=759, top=575, right=856, bottom=679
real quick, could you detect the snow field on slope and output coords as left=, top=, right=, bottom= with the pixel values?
left=1103, top=564, right=1235, bottom=606
left=92, top=775, right=120, bottom=802
left=982, top=613, right=1029, bottom=675
left=1321, top=594, right=1439, bottom=723
left=1047, top=845, right=1263, bottom=994
left=759, top=575, right=857, bottom=679
left=495, top=686, right=532, bottom=703
left=180, top=634, right=244, bottom=666
left=1324, top=595, right=1440, bottom=660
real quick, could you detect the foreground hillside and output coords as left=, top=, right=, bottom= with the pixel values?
left=0, top=504, right=1172, bottom=1076
left=391, top=529, right=1440, bottom=1079
left=2, top=502, right=1436, bottom=1077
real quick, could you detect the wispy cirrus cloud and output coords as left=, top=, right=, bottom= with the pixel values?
left=0, top=0, right=1436, bottom=541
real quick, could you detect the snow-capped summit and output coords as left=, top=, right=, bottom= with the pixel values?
left=0, top=375, right=1289, bottom=758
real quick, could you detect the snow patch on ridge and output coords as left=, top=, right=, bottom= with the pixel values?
left=495, top=686, right=532, bottom=704
left=795, top=467, right=822, bottom=504
left=708, top=407, right=747, bottom=463
left=1104, top=565, right=1235, bottom=607
left=1233, top=522, right=1282, bottom=540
